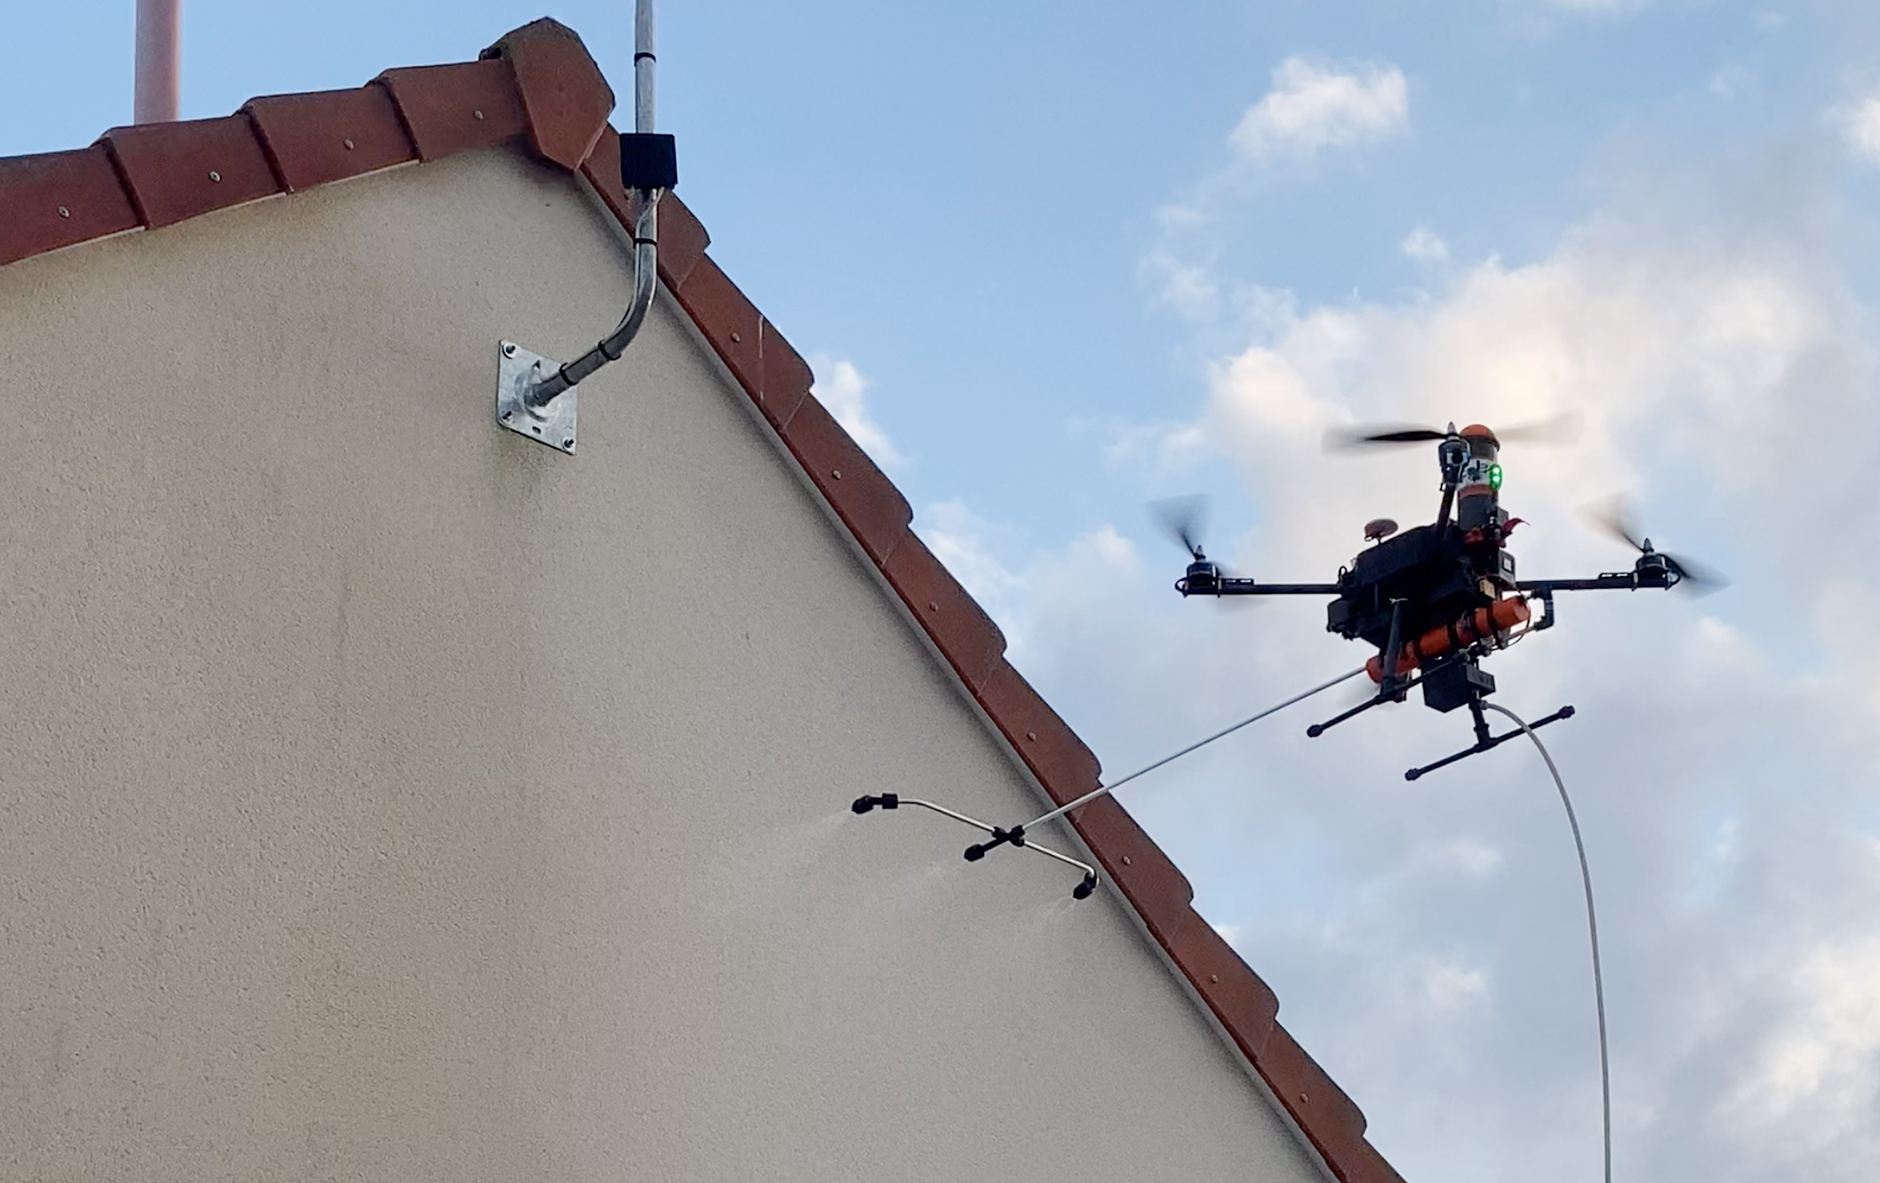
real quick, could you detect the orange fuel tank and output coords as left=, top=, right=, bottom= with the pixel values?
left=1366, top=597, right=1531, bottom=682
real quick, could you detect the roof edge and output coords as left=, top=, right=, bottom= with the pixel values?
left=0, top=21, right=1404, bottom=1183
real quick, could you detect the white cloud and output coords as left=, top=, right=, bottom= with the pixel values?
left=809, top=356, right=906, bottom=470
left=1710, top=62, right=1753, bottom=101
left=1434, top=838, right=1505, bottom=879
left=1141, top=246, right=1222, bottom=321
left=1402, top=226, right=1449, bottom=264
left=1416, top=960, right=1490, bottom=1013
left=1094, top=417, right=1211, bottom=472
left=1835, top=91, right=1880, bottom=164
left=1730, top=937, right=1880, bottom=1165
left=1229, top=58, right=1409, bottom=161
left=919, top=499, right=1026, bottom=613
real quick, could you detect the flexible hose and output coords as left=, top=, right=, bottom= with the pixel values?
left=1481, top=701, right=1611, bottom=1183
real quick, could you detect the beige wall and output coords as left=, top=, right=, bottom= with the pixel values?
left=0, top=150, right=1330, bottom=1182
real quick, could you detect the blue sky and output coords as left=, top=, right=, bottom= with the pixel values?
left=8, top=3, right=1880, bottom=1181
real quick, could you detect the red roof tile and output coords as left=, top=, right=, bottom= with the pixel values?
left=102, top=113, right=280, bottom=227
left=0, top=145, right=138, bottom=266
left=776, top=392, right=915, bottom=567
left=0, top=18, right=1405, bottom=1182
left=483, top=20, right=614, bottom=171
left=375, top=60, right=526, bottom=162
left=245, top=84, right=414, bottom=192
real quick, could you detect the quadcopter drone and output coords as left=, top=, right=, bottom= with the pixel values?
left=1165, top=420, right=1722, bottom=780
left=851, top=416, right=1722, bottom=899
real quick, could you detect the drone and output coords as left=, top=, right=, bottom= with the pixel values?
left=1164, top=419, right=1723, bottom=780
left=850, top=416, right=1722, bottom=900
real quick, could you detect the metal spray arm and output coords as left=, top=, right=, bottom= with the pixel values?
left=852, top=794, right=1100, bottom=899
left=850, top=668, right=1368, bottom=900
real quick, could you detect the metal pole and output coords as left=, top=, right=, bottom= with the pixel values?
left=634, top=0, right=656, bottom=134
left=134, top=0, right=181, bottom=123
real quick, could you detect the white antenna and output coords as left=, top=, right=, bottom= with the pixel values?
left=134, top=0, right=180, bottom=123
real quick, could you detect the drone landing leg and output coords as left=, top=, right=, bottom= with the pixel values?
left=1306, top=692, right=1390, bottom=738
left=1307, top=664, right=1428, bottom=738
left=1380, top=598, right=1408, bottom=699
left=1404, top=704, right=1576, bottom=781
left=1469, top=696, right=1494, bottom=747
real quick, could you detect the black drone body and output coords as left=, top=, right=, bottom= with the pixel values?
left=1167, top=421, right=1718, bottom=779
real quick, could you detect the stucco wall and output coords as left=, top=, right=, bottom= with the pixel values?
left=0, top=149, right=1329, bottom=1182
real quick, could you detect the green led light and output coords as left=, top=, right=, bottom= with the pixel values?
left=1488, top=463, right=1503, bottom=490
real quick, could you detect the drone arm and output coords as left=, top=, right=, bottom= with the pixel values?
left=1205, top=579, right=1342, bottom=596
left=1517, top=571, right=1672, bottom=593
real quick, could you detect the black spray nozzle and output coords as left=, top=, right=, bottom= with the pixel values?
left=851, top=793, right=900, bottom=815
left=963, top=825, right=1025, bottom=862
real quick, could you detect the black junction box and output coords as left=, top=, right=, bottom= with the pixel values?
left=1423, top=659, right=1496, bottom=713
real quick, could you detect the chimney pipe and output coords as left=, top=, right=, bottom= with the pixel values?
left=134, top=0, right=180, bottom=123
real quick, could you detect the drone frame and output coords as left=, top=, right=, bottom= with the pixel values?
left=1170, top=424, right=1701, bottom=778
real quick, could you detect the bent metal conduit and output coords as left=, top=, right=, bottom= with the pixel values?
left=495, top=0, right=674, bottom=454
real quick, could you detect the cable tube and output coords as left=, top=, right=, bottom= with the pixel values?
left=1481, top=701, right=1612, bottom=1183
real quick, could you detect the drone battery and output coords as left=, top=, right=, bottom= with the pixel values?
left=1422, top=659, right=1496, bottom=713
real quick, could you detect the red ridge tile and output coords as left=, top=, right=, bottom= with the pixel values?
left=0, top=146, right=139, bottom=266
left=654, top=193, right=711, bottom=290
left=1328, top=1147, right=1409, bottom=1183
left=757, top=320, right=813, bottom=432
left=671, top=254, right=763, bottom=396
left=101, top=115, right=280, bottom=229
left=376, top=61, right=526, bottom=163
left=579, top=125, right=636, bottom=226
left=975, top=662, right=1102, bottom=806
left=484, top=18, right=614, bottom=171
left=882, top=533, right=1007, bottom=695
left=244, top=84, right=414, bottom=193
left=780, top=395, right=912, bottom=568
left=1069, top=795, right=1196, bottom=941
left=1163, top=916, right=1281, bottom=1053
left=1257, top=1025, right=1373, bottom=1177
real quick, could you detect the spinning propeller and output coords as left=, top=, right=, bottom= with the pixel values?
left=1151, top=494, right=1211, bottom=562
left=1325, top=411, right=1583, bottom=450
left=1591, top=498, right=1727, bottom=596
left=1149, top=495, right=1254, bottom=605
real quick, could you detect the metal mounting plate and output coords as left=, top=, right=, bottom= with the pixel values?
left=496, top=341, right=577, bottom=454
